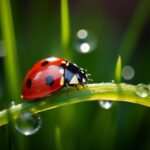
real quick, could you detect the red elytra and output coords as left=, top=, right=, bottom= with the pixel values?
left=22, top=57, right=65, bottom=100
left=22, top=57, right=89, bottom=100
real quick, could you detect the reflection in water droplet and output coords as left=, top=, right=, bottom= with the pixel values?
left=75, top=29, right=97, bottom=53
left=122, top=66, right=135, bottom=80
left=98, top=101, right=113, bottom=109
left=135, top=84, right=149, bottom=97
left=15, top=111, right=42, bottom=136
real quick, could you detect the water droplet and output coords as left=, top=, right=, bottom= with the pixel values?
left=122, top=66, right=135, bottom=80
left=135, top=84, right=149, bottom=97
left=111, top=80, right=115, bottom=83
left=98, top=101, right=113, bottom=109
left=15, top=111, right=42, bottom=136
left=11, top=101, right=16, bottom=106
left=75, top=29, right=97, bottom=53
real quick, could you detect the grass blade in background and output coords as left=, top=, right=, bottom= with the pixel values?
left=60, top=1, right=75, bottom=149
left=61, top=0, right=71, bottom=59
left=119, top=0, right=150, bottom=63
left=0, top=0, right=20, bottom=102
left=114, top=55, right=122, bottom=83
left=55, top=127, right=62, bottom=150
left=0, top=0, right=23, bottom=150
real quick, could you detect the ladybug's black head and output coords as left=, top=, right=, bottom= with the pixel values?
left=64, top=62, right=88, bottom=86
left=76, top=69, right=88, bottom=85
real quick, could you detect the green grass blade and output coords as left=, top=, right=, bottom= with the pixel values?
left=0, top=0, right=20, bottom=102
left=55, top=126, right=62, bottom=150
left=61, top=0, right=71, bottom=59
left=0, top=83, right=150, bottom=127
left=114, top=55, right=122, bottom=83
left=119, top=0, right=150, bottom=63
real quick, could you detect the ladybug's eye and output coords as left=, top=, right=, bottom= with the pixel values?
left=41, top=61, right=49, bottom=66
left=26, top=79, right=32, bottom=88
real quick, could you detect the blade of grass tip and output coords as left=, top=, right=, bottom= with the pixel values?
left=0, top=0, right=21, bottom=102
left=114, top=55, right=122, bottom=83
left=61, top=0, right=71, bottom=59
left=55, top=126, right=62, bottom=150
left=119, top=0, right=150, bottom=64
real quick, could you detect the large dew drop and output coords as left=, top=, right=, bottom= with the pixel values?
left=15, top=111, right=42, bottom=136
left=135, top=84, right=149, bottom=97
left=98, top=101, right=113, bottom=109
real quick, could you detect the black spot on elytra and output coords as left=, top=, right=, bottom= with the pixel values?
left=45, top=76, right=54, bottom=86
left=26, top=79, right=32, bottom=88
left=41, top=61, right=49, bottom=66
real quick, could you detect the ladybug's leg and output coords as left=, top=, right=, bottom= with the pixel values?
left=85, top=84, right=88, bottom=88
left=64, top=84, right=69, bottom=96
left=82, top=83, right=87, bottom=88
left=64, top=73, right=69, bottom=96
left=75, top=85, right=79, bottom=91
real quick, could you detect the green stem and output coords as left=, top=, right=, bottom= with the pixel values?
left=60, top=0, right=71, bottom=59
left=0, top=0, right=20, bottom=101
left=0, top=83, right=150, bottom=127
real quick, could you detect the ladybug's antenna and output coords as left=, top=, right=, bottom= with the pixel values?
left=88, top=78, right=93, bottom=82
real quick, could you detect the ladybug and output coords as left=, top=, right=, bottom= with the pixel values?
left=22, top=57, right=89, bottom=100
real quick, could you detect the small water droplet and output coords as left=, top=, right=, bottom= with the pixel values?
left=15, top=111, right=42, bottom=136
left=122, top=66, right=135, bottom=80
left=75, top=29, right=97, bottom=53
left=135, top=84, right=149, bottom=97
left=10, top=101, right=17, bottom=109
left=111, top=80, right=115, bottom=83
left=98, top=101, right=113, bottom=109
left=11, top=101, right=16, bottom=106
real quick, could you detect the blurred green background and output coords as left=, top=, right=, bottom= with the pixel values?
left=0, top=0, right=150, bottom=150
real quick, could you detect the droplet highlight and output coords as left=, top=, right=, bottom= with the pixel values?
left=98, top=101, right=113, bottom=109
left=135, top=84, right=149, bottom=97
left=15, top=111, right=42, bottom=136
left=122, top=66, right=135, bottom=80
left=11, top=101, right=17, bottom=108
left=111, top=80, right=115, bottom=83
